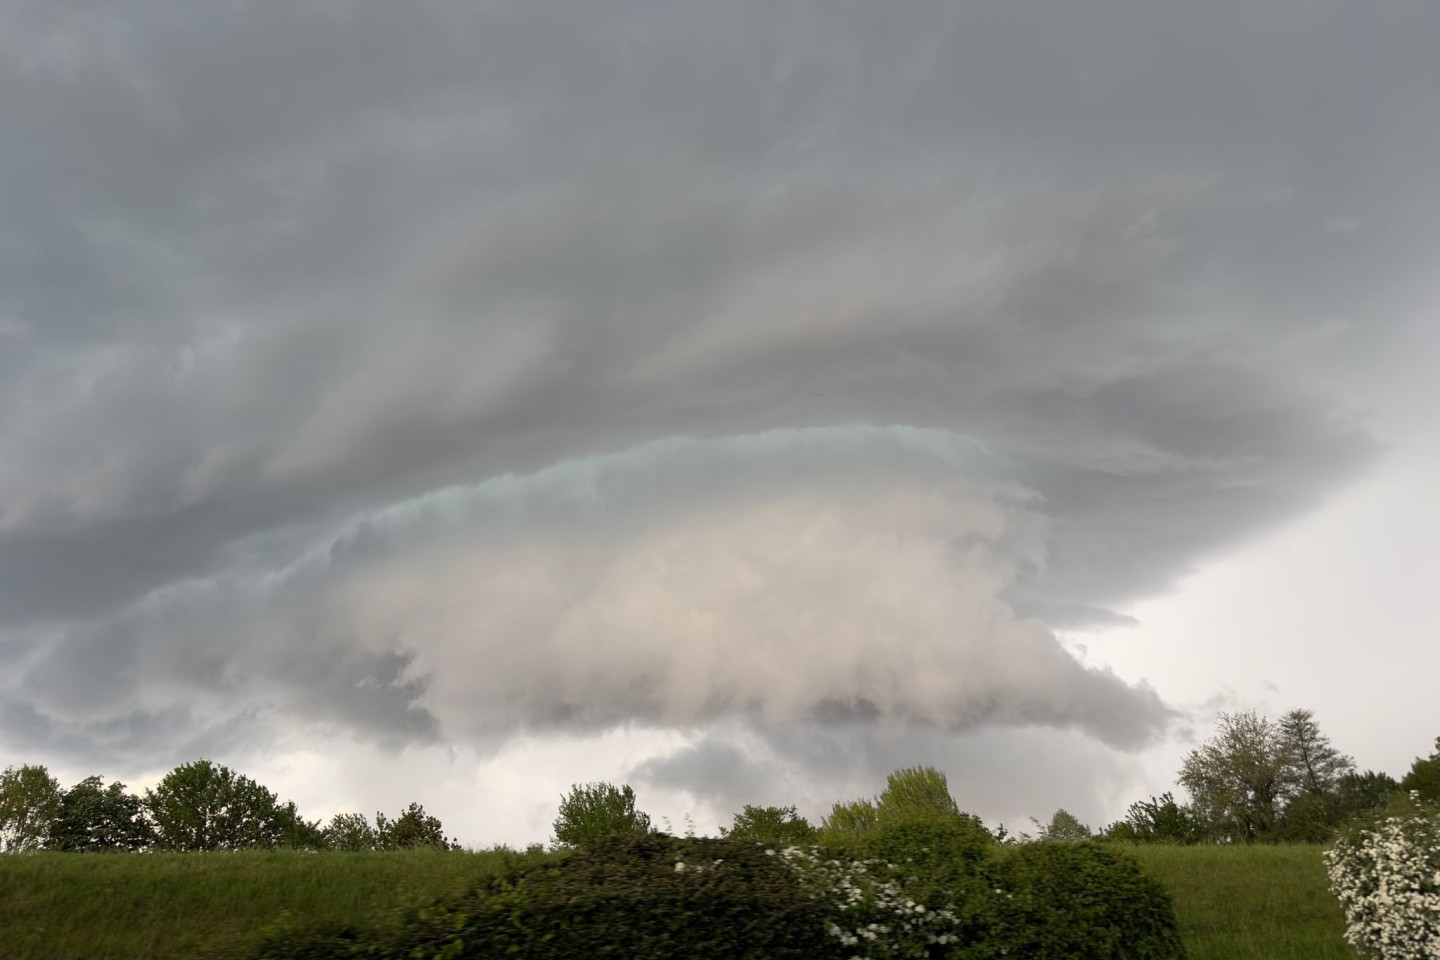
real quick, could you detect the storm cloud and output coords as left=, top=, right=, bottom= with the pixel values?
left=2, top=1, right=1434, bottom=836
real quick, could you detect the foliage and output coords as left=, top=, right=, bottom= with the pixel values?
left=1278, top=709, right=1355, bottom=798
left=323, top=812, right=378, bottom=852
left=255, top=833, right=841, bottom=960
left=0, top=764, right=62, bottom=853
left=721, top=803, right=817, bottom=845
left=984, top=842, right=1187, bottom=960
left=1324, top=792, right=1440, bottom=959
left=876, top=766, right=961, bottom=820
left=1399, top=737, right=1440, bottom=804
left=274, top=800, right=326, bottom=850
left=375, top=802, right=456, bottom=850
left=551, top=781, right=653, bottom=847
left=1103, top=793, right=1208, bottom=845
left=820, top=798, right=881, bottom=843
left=1037, top=808, right=1093, bottom=841
left=819, top=766, right=974, bottom=846
left=1335, top=770, right=1404, bottom=817
left=0, top=842, right=1358, bottom=960
left=49, top=776, right=154, bottom=852
left=1178, top=708, right=1365, bottom=844
left=1179, top=710, right=1288, bottom=842
left=144, top=759, right=314, bottom=851
left=775, top=844, right=971, bottom=958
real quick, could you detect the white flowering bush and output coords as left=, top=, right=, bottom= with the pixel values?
left=1325, top=793, right=1440, bottom=960
left=770, top=845, right=970, bottom=958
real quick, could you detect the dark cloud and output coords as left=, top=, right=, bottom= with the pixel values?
left=1, top=2, right=1433, bottom=819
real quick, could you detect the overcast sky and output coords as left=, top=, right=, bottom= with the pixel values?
left=2, top=1, right=1438, bottom=846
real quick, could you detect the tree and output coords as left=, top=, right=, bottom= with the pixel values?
left=1277, top=709, right=1354, bottom=797
left=273, top=799, right=326, bottom=850
left=1332, top=769, right=1401, bottom=817
left=876, top=766, right=961, bottom=821
left=1179, top=711, right=1290, bottom=842
left=1399, top=736, right=1440, bottom=803
left=49, top=776, right=154, bottom=852
left=551, top=782, right=653, bottom=847
left=0, top=764, right=62, bottom=852
left=324, top=812, right=379, bottom=851
left=819, top=798, right=880, bottom=842
left=721, top=804, right=816, bottom=845
left=1036, top=808, right=1092, bottom=841
left=144, top=759, right=297, bottom=851
left=377, top=802, right=456, bottom=850
left=1103, top=793, right=1207, bottom=844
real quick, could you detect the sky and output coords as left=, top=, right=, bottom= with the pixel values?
left=2, top=1, right=1438, bottom=848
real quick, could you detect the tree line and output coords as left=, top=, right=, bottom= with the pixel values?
left=4, top=708, right=1437, bottom=853
left=554, top=710, right=1440, bottom=849
left=0, top=759, right=456, bottom=853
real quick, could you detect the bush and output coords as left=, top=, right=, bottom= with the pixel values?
left=251, top=827, right=1185, bottom=960
left=253, top=833, right=841, bottom=960
left=1324, top=792, right=1440, bottom=960
left=829, top=814, right=995, bottom=906
left=777, top=844, right=977, bottom=958
left=983, top=842, right=1187, bottom=960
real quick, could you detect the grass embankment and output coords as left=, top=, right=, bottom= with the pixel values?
left=1126, top=844, right=1356, bottom=960
left=0, top=848, right=535, bottom=960
left=0, top=844, right=1357, bottom=959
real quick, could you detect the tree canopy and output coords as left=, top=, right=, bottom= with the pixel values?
left=144, top=759, right=308, bottom=851
left=0, top=764, right=62, bottom=853
left=552, top=782, right=653, bottom=847
left=49, top=776, right=154, bottom=852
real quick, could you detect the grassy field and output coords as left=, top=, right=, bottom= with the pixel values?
left=1126, top=844, right=1356, bottom=960
left=0, top=844, right=1357, bottom=959
left=0, top=848, right=532, bottom=960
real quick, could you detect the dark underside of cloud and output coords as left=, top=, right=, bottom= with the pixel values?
left=1, top=1, right=1432, bottom=796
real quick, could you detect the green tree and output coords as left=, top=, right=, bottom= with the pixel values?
left=1332, top=769, right=1401, bottom=816
left=0, top=764, right=62, bottom=852
left=1037, top=808, right=1093, bottom=841
left=819, top=766, right=987, bottom=845
left=274, top=799, right=325, bottom=850
left=49, top=776, right=154, bottom=852
left=1399, top=736, right=1440, bottom=803
left=720, top=804, right=816, bottom=845
left=1103, top=793, right=1207, bottom=844
left=876, top=765, right=961, bottom=820
left=377, top=802, right=456, bottom=850
left=144, top=759, right=298, bottom=851
left=818, top=797, right=879, bottom=842
left=1179, top=711, right=1289, bottom=842
left=324, top=812, right=378, bottom=851
left=1277, top=709, right=1354, bottom=797
left=551, top=782, right=653, bottom=847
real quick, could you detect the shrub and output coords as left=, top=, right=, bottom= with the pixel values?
left=1102, top=793, right=1209, bottom=845
left=832, top=813, right=995, bottom=906
left=982, top=841, right=1187, bottom=959
left=1324, top=792, right=1440, bottom=960
left=254, top=833, right=841, bottom=960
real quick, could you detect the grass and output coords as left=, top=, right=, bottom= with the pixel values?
left=1126, top=844, right=1358, bottom=960
left=0, top=848, right=538, bottom=960
left=0, top=843, right=1358, bottom=959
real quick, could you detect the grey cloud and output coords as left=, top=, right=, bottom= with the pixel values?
left=631, top=721, right=1147, bottom=836
left=0, top=2, right=1432, bottom=783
